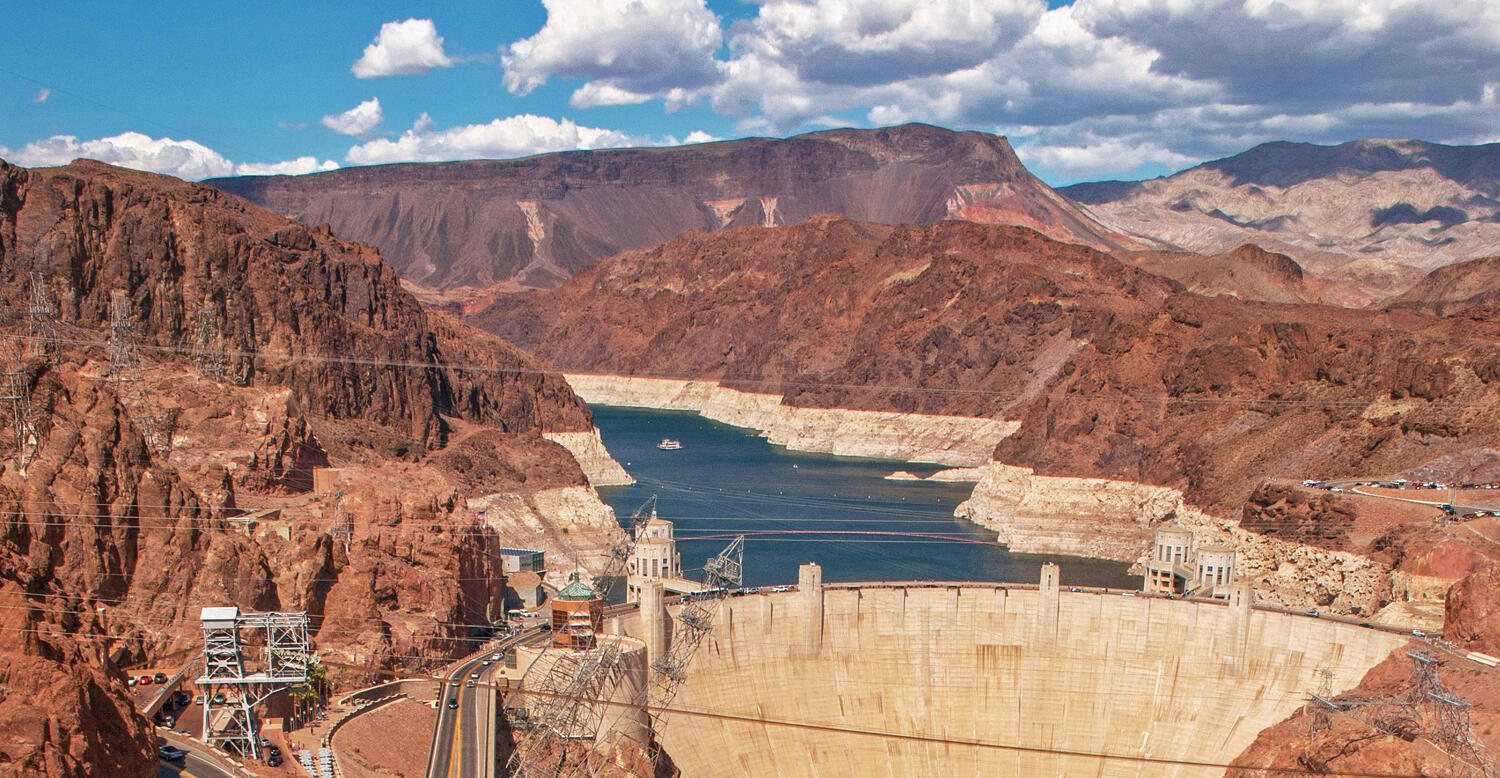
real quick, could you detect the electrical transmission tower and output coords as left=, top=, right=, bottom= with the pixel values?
left=197, top=607, right=312, bottom=760
left=644, top=536, right=743, bottom=735
left=105, top=290, right=137, bottom=379
left=191, top=304, right=228, bottom=378
left=25, top=273, right=57, bottom=362
left=329, top=490, right=352, bottom=553
left=0, top=372, right=38, bottom=476
left=1406, top=650, right=1493, bottom=777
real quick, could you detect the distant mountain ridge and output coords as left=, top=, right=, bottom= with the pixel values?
left=1061, top=139, right=1500, bottom=305
left=206, top=124, right=1135, bottom=301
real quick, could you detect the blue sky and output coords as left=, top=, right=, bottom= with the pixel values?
left=4, top=0, right=1498, bottom=186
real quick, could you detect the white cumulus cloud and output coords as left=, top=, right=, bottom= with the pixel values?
left=352, top=18, right=455, bottom=78
left=233, top=157, right=340, bottom=176
left=1, top=132, right=236, bottom=180
left=345, top=113, right=640, bottom=164
left=502, top=0, right=723, bottom=102
left=0, top=131, right=337, bottom=181
left=321, top=98, right=385, bottom=138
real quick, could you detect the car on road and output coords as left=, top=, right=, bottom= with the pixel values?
left=769, top=585, right=792, bottom=593
left=448, top=697, right=459, bottom=709
left=153, top=672, right=168, bottom=684
left=158, top=745, right=187, bottom=761
left=267, top=753, right=283, bottom=767
left=138, top=675, right=153, bottom=686
left=1305, top=610, right=1320, bottom=617
left=469, top=671, right=480, bottom=680
left=491, top=653, right=502, bottom=661
left=466, top=680, right=476, bottom=688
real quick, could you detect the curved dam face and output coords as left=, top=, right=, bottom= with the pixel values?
left=611, top=574, right=1406, bottom=777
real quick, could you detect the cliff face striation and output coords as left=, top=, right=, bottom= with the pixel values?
left=0, top=158, right=627, bottom=775
left=205, top=124, right=1134, bottom=298
left=1062, top=138, right=1500, bottom=305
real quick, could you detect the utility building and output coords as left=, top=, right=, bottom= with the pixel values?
left=551, top=572, right=604, bottom=650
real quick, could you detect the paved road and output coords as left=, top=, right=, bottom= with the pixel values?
left=157, top=729, right=244, bottom=778
left=156, top=746, right=237, bottom=778
left=428, top=628, right=541, bottom=778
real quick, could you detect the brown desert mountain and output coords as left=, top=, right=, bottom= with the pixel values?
left=205, top=124, right=1136, bottom=303
left=476, top=217, right=1500, bottom=524
left=0, top=158, right=618, bottom=775
left=1115, top=243, right=1320, bottom=304
left=1062, top=139, right=1500, bottom=306
left=1385, top=254, right=1500, bottom=315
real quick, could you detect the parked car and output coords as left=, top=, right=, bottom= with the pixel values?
left=127, top=678, right=137, bottom=687
left=138, top=675, right=153, bottom=686
left=152, top=672, right=168, bottom=684
left=267, top=754, right=282, bottom=767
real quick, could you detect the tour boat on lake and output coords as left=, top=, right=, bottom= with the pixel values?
left=657, top=438, right=683, bottom=451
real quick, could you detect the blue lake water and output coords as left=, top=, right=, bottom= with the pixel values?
left=591, top=406, right=1136, bottom=589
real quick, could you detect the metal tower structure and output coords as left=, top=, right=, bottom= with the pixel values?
left=329, top=491, right=352, bottom=554
left=645, top=536, right=743, bottom=730
left=105, top=290, right=137, bottom=380
left=197, top=607, right=312, bottom=760
left=191, top=304, right=228, bottom=378
left=0, top=372, right=38, bottom=476
left=25, top=273, right=57, bottom=362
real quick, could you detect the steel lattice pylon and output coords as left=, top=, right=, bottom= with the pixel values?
left=644, top=536, right=743, bottom=736
left=191, top=304, right=228, bottom=378
left=25, top=272, right=57, bottom=362
left=105, top=290, right=137, bottom=379
left=197, top=607, right=312, bottom=760
left=0, top=372, right=38, bottom=476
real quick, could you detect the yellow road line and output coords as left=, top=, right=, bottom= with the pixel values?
left=447, top=686, right=463, bottom=778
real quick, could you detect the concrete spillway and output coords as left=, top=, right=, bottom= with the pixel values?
left=609, top=569, right=1406, bottom=777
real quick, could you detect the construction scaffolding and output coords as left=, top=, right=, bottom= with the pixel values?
left=197, top=607, right=312, bottom=760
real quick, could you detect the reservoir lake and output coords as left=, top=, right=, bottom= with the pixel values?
left=591, top=406, right=1136, bottom=589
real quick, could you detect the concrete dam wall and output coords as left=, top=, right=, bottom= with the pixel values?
left=609, top=571, right=1406, bottom=777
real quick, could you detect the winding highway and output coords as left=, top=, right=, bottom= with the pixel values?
left=427, top=627, right=544, bottom=778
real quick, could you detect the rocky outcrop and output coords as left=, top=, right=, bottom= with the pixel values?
left=1239, top=483, right=1356, bottom=549
left=469, top=486, right=624, bottom=587
left=543, top=429, right=633, bottom=486
left=1061, top=138, right=1500, bottom=305
left=565, top=374, right=1017, bottom=466
left=1445, top=563, right=1500, bottom=654
left=207, top=124, right=1135, bottom=296
left=954, top=463, right=1181, bottom=559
